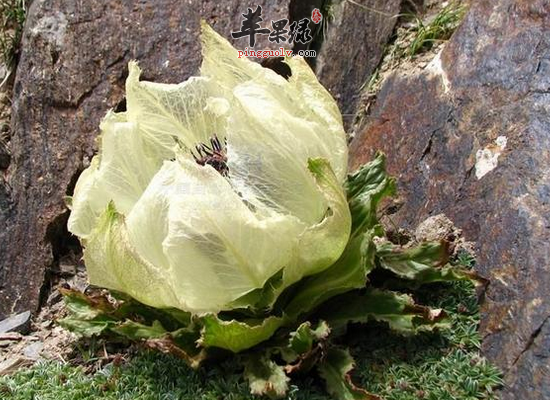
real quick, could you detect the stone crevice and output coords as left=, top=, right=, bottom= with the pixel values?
left=49, top=79, right=103, bottom=110
left=511, top=314, right=550, bottom=368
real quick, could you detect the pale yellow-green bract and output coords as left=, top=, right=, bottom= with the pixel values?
left=67, top=22, right=350, bottom=314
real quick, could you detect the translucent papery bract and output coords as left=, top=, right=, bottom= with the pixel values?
left=68, top=23, right=350, bottom=313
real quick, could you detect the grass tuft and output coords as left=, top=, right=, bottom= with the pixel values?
left=0, top=0, right=27, bottom=74
left=408, top=2, right=466, bottom=57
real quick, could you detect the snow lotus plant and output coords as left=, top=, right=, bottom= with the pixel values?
left=61, top=23, right=479, bottom=399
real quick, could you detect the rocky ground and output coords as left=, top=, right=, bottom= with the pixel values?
left=0, top=266, right=82, bottom=376
left=0, top=0, right=549, bottom=398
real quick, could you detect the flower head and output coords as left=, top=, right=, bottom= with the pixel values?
left=68, top=23, right=350, bottom=313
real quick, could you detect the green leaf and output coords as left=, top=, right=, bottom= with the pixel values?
left=282, top=154, right=395, bottom=321
left=82, top=202, right=183, bottom=311
left=318, top=288, right=449, bottom=333
left=288, top=320, right=330, bottom=355
left=281, top=320, right=331, bottom=365
left=59, top=289, right=109, bottom=320
left=60, top=287, right=193, bottom=333
left=346, top=152, right=396, bottom=237
left=58, top=288, right=117, bottom=337
left=228, top=270, right=284, bottom=313
left=198, top=315, right=286, bottom=353
left=57, top=317, right=115, bottom=337
left=318, top=347, right=380, bottom=400
left=243, top=354, right=290, bottom=398
left=284, top=228, right=378, bottom=320
left=281, top=157, right=352, bottom=290
left=67, top=111, right=159, bottom=239
left=376, top=240, right=479, bottom=283
left=111, top=320, right=166, bottom=340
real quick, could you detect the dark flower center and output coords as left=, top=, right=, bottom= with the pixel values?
left=191, top=135, right=229, bottom=177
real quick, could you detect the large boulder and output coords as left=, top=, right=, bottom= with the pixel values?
left=0, top=0, right=290, bottom=319
left=350, top=0, right=550, bottom=398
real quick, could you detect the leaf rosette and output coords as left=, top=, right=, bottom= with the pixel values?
left=62, top=23, right=482, bottom=399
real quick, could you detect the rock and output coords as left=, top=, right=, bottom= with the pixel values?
left=413, top=214, right=474, bottom=258
left=45, top=289, right=62, bottom=306
left=0, top=332, right=22, bottom=341
left=0, top=63, right=7, bottom=82
left=414, top=214, right=458, bottom=243
left=315, top=0, right=401, bottom=129
left=0, top=176, right=10, bottom=223
left=349, top=0, right=550, bottom=398
left=0, top=139, right=9, bottom=169
left=58, top=262, right=76, bottom=277
left=0, top=311, right=30, bottom=334
left=0, top=0, right=289, bottom=319
left=23, top=341, right=44, bottom=360
left=0, top=332, right=22, bottom=348
left=0, top=356, right=33, bottom=376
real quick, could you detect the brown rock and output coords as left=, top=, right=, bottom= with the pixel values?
left=0, top=0, right=289, bottom=319
left=315, top=0, right=401, bottom=129
left=350, top=0, right=550, bottom=398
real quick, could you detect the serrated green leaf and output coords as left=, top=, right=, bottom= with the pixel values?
left=318, top=288, right=449, bottom=333
left=60, top=287, right=193, bottom=332
left=111, top=320, right=166, bottom=340
left=243, top=354, right=290, bottom=398
left=58, top=288, right=118, bottom=337
left=318, top=347, right=380, bottom=400
left=281, top=320, right=331, bottom=364
left=199, top=315, right=286, bottom=353
left=284, top=228, right=378, bottom=320
left=376, top=240, right=480, bottom=283
left=57, top=317, right=115, bottom=337
left=60, top=290, right=106, bottom=321
left=289, top=320, right=330, bottom=355
left=346, top=152, right=396, bottom=237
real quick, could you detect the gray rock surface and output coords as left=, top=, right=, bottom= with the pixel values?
left=0, top=311, right=30, bottom=334
left=22, top=341, right=43, bottom=360
left=350, top=0, right=550, bottom=398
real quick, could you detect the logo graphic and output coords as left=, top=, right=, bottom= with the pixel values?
left=311, top=8, right=323, bottom=24
left=231, top=5, right=318, bottom=48
left=231, top=5, right=270, bottom=47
